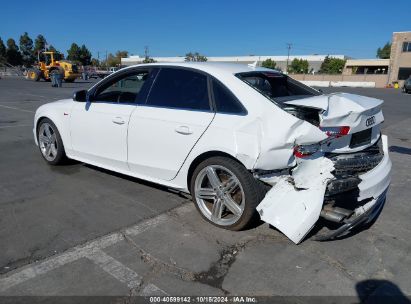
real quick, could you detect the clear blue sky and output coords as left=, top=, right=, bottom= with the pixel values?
left=1, top=0, right=409, bottom=59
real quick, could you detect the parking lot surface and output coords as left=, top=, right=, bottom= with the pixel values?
left=1, top=77, right=411, bottom=299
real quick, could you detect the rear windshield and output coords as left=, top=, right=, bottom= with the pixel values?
left=236, top=71, right=321, bottom=103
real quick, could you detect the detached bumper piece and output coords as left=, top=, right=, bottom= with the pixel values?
left=313, top=189, right=387, bottom=241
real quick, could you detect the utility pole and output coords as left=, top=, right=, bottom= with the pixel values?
left=286, top=43, right=292, bottom=73
left=105, top=50, right=108, bottom=68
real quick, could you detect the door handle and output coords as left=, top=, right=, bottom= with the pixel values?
left=112, top=117, right=125, bottom=125
left=175, top=125, right=192, bottom=135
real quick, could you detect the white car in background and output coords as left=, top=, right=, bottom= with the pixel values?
left=33, top=63, right=391, bottom=244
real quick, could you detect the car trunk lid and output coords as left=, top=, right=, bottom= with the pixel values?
left=284, top=92, right=384, bottom=133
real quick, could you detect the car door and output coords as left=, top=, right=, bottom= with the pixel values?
left=128, top=67, right=215, bottom=181
left=70, top=69, right=151, bottom=171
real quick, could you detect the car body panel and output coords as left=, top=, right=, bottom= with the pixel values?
left=256, top=157, right=335, bottom=244
left=285, top=93, right=384, bottom=152
left=127, top=105, right=215, bottom=180
left=69, top=101, right=136, bottom=171
left=357, top=135, right=392, bottom=201
left=33, top=99, right=74, bottom=149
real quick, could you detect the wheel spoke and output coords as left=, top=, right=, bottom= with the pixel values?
left=50, top=144, right=58, bottom=157
left=206, top=167, right=222, bottom=189
left=223, top=176, right=239, bottom=194
left=44, top=125, right=52, bottom=138
left=211, top=198, right=223, bottom=220
left=45, top=145, right=52, bottom=157
left=39, top=134, right=50, bottom=144
left=222, top=195, right=242, bottom=216
left=197, top=188, right=217, bottom=200
left=50, top=134, right=57, bottom=144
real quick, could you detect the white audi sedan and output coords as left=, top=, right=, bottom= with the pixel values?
left=34, top=62, right=391, bottom=243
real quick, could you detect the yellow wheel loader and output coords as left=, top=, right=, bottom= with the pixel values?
left=27, top=51, right=80, bottom=82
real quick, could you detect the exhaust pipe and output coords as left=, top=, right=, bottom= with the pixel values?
left=320, top=206, right=354, bottom=223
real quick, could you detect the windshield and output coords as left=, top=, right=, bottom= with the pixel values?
left=236, top=71, right=321, bottom=103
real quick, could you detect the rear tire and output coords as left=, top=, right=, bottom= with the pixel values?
left=190, top=156, right=267, bottom=231
left=27, top=69, right=41, bottom=81
left=37, top=118, right=68, bottom=165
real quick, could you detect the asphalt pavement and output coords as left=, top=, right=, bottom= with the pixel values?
left=1, top=77, right=411, bottom=299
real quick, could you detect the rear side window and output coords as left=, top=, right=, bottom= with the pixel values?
left=236, top=71, right=320, bottom=103
left=146, top=68, right=210, bottom=111
left=212, top=80, right=246, bottom=114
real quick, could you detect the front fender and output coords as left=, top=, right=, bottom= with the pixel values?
left=33, top=99, right=75, bottom=152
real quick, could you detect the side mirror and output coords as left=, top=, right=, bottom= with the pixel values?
left=73, top=90, right=87, bottom=102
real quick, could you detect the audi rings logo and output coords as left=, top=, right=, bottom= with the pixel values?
left=366, top=116, right=376, bottom=127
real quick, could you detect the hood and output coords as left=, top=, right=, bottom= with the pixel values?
left=284, top=93, right=384, bottom=133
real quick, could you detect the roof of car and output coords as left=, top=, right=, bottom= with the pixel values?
left=124, top=62, right=283, bottom=77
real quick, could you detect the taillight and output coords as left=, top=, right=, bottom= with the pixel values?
left=293, top=143, right=320, bottom=158
left=320, top=126, right=350, bottom=138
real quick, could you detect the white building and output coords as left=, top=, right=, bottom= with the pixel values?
left=121, top=54, right=347, bottom=73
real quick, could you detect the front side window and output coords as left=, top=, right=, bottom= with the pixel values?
left=146, top=68, right=210, bottom=111
left=236, top=71, right=320, bottom=103
left=94, top=70, right=149, bottom=103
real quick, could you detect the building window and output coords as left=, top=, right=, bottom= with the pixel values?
left=398, top=68, right=411, bottom=80
left=402, top=42, right=411, bottom=52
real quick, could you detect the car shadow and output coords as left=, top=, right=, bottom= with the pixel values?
left=356, top=279, right=411, bottom=304
left=389, top=145, right=411, bottom=155
left=83, top=163, right=191, bottom=200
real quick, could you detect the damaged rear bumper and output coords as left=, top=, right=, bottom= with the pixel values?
left=313, top=188, right=388, bottom=241
left=256, top=134, right=391, bottom=244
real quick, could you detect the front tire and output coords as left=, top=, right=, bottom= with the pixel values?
left=190, top=156, right=267, bottom=231
left=37, top=118, right=67, bottom=165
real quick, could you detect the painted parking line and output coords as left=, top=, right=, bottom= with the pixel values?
left=0, top=124, right=32, bottom=129
left=0, top=204, right=192, bottom=294
left=0, top=104, right=35, bottom=113
left=88, top=249, right=168, bottom=295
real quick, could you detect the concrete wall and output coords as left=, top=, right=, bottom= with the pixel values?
left=289, top=74, right=389, bottom=88
left=389, top=32, right=411, bottom=85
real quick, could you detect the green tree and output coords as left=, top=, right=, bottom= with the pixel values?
left=185, top=52, right=207, bottom=62
left=34, top=34, right=47, bottom=61
left=289, top=58, right=309, bottom=74
left=261, top=58, right=277, bottom=70
left=79, top=44, right=92, bottom=66
left=0, top=37, right=6, bottom=61
left=6, top=38, right=22, bottom=66
left=319, top=56, right=346, bottom=74
left=376, top=42, right=391, bottom=59
left=143, top=57, right=156, bottom=63
left=48, top=45, right=64, bottom=60
left=67, top=43, right=81, bottom=62
left=105, top=50, right=128, bottom=67
left=105, top=53, right=116, bottom=67
left=19, top=32, right=34, bottom=67
left=91, top=58, right=100, bottom=67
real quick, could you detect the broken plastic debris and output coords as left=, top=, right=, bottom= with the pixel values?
left=256, top=157, right=335, bottom=244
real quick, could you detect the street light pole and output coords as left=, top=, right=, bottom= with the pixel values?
left=286, top=43, right=292, bottom=73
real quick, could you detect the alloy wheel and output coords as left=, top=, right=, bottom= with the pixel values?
left=38, top=123, right=58, bottom=162
left=194, top=165, right=245, bottom=226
